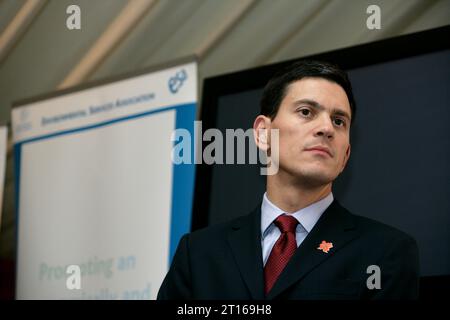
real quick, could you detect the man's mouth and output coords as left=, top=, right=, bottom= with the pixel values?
left=304, top=146, right=333, bottom=157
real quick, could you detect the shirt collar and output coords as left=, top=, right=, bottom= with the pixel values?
left=261, top=191, right=334, bottom=238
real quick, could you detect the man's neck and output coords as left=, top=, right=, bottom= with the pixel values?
left=266, top=176, right=332, bottom=213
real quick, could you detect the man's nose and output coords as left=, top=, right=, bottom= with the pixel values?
left=313, top=115, right=334, bottom=139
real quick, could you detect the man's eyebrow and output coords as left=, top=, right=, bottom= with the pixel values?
left=333, top=109, right=351, bottom=122
left=293, top=98, right=351, bottom=121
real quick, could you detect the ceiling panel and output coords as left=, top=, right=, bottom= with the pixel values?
left=200, top=0, right=330, bottom=78
left=402, top=0, right=450, bottom=34
left=91, top=0, right=207, bottom=81
left=0, top=0, right=27, bottom=35
left=265, top=0, right=415, bottom=64
left=142, top=0, right=256, bottom=67
left=0, top=0, right=128, bottom=120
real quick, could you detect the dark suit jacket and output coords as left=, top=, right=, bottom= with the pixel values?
left=157, top=200, right=419, bottom=300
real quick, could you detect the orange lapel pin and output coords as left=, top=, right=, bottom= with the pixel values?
left=317, top=240, right=333, bottom=253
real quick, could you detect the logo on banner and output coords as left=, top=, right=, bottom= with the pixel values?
left=20, top=108, right=30, bottom=122
left=15, top=108, right=33, bottom=134
left=168, top=69, right=188, bottom=94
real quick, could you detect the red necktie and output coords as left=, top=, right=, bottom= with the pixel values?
left=264, top=214, right=299, bottom=295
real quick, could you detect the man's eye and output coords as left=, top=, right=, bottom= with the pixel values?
left=333, top=118, right=346, bottom=127
left=299, top=108, right=311, bottom=117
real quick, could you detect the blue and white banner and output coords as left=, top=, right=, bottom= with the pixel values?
left=0, top=126, right=7, bottom=230
left=12, top=61, right=197, bottom=299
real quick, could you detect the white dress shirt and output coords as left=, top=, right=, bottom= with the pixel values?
left=261, top=192, right=334, bottom=266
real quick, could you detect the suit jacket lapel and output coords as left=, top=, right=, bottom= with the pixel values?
left=227, top=207, right=265, bottom=300
left=266, top=200, right=360, bottom=300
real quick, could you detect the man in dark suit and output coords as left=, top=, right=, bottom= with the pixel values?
left=158, top=60, right=419, bottom=300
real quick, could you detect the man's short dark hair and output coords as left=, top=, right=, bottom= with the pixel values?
left=260, top=60, right=356, bottom=124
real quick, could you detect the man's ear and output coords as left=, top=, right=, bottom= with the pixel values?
left=340, top=143, right=351, bottom=172
left=253, top=115, right=271, bottom=151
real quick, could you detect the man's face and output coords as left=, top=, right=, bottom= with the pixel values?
left=269, top=77, right=352, bottom=187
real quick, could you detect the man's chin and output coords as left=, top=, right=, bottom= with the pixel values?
left=292, top=170, right=336, bottom=188
left=276, top=164, right=337, bottom=186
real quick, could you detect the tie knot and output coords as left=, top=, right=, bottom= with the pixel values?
left=274, top=215, right=298, bottom=233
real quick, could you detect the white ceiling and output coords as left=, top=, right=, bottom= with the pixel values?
left=0, top=0, right=449, bottom=257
